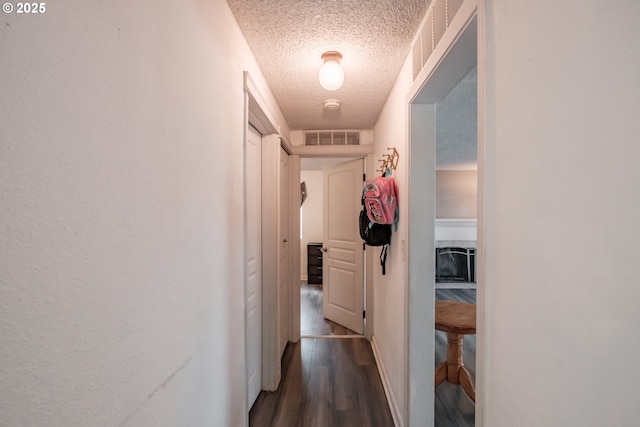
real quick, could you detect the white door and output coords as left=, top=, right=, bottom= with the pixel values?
left=322, top=159, right=365, bottom=334
left=246, top=125, right=262, bottom=407
left=278, top=148, right=289, bottom=357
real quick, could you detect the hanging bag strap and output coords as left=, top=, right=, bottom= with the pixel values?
left=380, top=244, right=388, bottom=275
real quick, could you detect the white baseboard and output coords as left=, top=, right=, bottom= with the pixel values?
left=371, top=337, right=403, bottom=427
left=435, top=281, right=476, bottom=289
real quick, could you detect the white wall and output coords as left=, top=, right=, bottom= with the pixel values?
left=0, top=1, right=286, bottom=425
left=374, top=1, right=640, bottom=425
left=436, top=170, right=477, bottom=219
left=480, top=1, right=640, bottom=425
left=372, top=48, right=415, bottom=424
left=300, top=171, right=324, bottom=280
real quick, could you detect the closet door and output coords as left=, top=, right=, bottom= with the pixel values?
left=246, top=125, right=262, bottom=407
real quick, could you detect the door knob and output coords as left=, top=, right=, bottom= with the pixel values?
left=322, top=247, right=328, bottom=252
left=283, top=239, right=288, bottom=243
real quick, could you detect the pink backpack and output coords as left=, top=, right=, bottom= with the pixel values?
left=363, top=177, right=398, bottom=225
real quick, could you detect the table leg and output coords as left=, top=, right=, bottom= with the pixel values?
left=434, top=332, right=475, bottom=402
left=446, top=333, right=464, bottom=384
left=458, top=365, right=476, bottom=402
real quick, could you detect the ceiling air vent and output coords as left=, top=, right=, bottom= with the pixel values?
left=304, top=130, right=360, bottom=146
left=412, top=0, right=464, bottom=81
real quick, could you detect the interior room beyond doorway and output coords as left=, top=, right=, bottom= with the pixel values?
left=299, top=157, right=363, bottom=337
left=432, top=48, right=477, bottom=427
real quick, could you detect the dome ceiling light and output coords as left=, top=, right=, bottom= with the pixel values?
left=318, top=51, right=344, bottom=91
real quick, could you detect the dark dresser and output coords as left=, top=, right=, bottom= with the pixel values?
left=307, top=242, right=323, bottom=285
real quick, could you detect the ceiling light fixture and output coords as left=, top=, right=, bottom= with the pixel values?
left=318, top=51, right=344, bottom=91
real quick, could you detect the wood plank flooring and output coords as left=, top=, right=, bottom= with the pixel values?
left=435, top=288, right=476, bottom=427
left=301, top=284, right=359, bottom=336
left=251, top=284, right=476, bottom=426
left=249, top=338, right=394, bottom=426
left=250, top=284, right=388, bottom=426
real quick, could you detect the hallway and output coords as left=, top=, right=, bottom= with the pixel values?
left=250, top=284, right=477, bottom=426
left=250, top=283, right=391, bottom=425
left=249, top=337, right=393, bottom=426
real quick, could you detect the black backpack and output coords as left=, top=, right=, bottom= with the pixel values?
left=359, top=209, right=391, bottom=274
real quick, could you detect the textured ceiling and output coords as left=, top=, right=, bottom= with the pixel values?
left=436, top=67, right=477, bottom=170
left=227, top=0, right=430, bottom=130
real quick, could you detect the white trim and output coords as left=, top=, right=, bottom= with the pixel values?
left=300, top=335, right=362, bottom=339
left=293, top=153, right=375, bottom=343
left=372, top=337, right=402, bottom=427
left=405, top=1, right=478, bottom=425
left=435, top=218, right=477, bottom=228
left=289, top=155, right=302, bottom=342
left=292, top=144, right=373, bottom=157
left=243, top=72, right=284, bottom=395
left=244, top=72, right=279, bottom=136
left=435, top=219, right=477, bottom=241
left=407, top=103, right=437, bottom=426
left=241, top=90, right=250, bottom=424
left=260, top=135, right=282, bottom=392
left=364, top=154, right=375, bottom=342
left=408, top=0, right=478, bottom=104
left=476, top=1, right=488, bottom=424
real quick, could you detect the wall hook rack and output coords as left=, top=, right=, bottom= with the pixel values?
left=377, top=147, right=399, bottom=175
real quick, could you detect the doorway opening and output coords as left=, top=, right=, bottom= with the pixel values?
left=299, top=156, right=366, bottom=338
left=406, top=8, right=478, bottom=426
left=432, top=62, right=478, bottom=424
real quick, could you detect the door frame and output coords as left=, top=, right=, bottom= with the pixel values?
left=405, top=1, right=480, bottom=425
left=290, top=147, right=374, bottom=341
left=243, top=72, right=285, bottom=404
left=278, top=147, right=290, bottom=356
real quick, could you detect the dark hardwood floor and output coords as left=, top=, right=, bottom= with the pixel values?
left=435, top=288, right=476, bottom=427
left=250, top=284, right=389, bottom=426
left=250, top=284, right=476, bottom=426
left=249, top=338, right=394, bottom=426
left=301, top=284, right=360, bottom=336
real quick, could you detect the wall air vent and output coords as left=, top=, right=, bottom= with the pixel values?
left=304, top=130, right=360, bottom=146
left=412, top=0, right=464, bottom=81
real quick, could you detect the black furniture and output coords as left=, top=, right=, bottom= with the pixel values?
left=307, top=242, right=323, bottom=285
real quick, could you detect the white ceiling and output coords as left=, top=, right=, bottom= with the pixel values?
left=227, top=0, right=430, bottom=131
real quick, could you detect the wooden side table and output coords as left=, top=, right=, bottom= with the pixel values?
left=434, top=300, right=476, bottom=402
